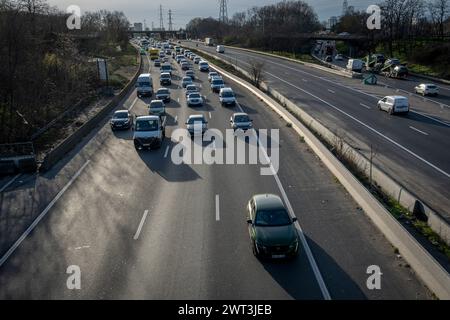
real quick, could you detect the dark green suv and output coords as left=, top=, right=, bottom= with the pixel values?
left=247, top=194, right=300, bottom=260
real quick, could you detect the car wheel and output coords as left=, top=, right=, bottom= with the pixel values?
left=389, top=107, right=394, bottom=115
left=377, top=103, right=381, bottom=110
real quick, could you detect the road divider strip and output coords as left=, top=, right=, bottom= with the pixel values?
left=192, top=48, right=450, bottom=299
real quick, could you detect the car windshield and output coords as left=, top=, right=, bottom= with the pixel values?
left=138, top=81, right=150, bottom=87
left=255, top=209, right=292, bottom=227
left=183, top=78, right=192, bottom=82
left=135, top=120, right=159, bottom=132
left=222, top=91, right=234, bottom=97
left=114, top=112, right=128, bottom=119
left=187, top=117, right=206, bottom=124
left=157, top=89, right=169, bottom=94
left=209, top=73, right=218, bottom=77
left=189, top=93, right=201, bottom=99
left=235, top=115, right=250, bottom=123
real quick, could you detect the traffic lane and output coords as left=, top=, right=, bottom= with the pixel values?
left=268, top=78, right=450, bottom=220
left=187, top=43, right=450, bottom=218
left=222, top=76, right=432, bottom=299
left=214, top=44, right=450, bottom=118
left=0, top=55, right=149, bottom=260
left=89, top=59, right=325, bottom=299
left=201, top=45, right=450, bottom=175
left=378, top=76, right=450, bottom=106
left=0, top=55, right=202, bottom=299
left=0, top=99, right=178, bottom=299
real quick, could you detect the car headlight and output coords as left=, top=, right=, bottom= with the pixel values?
left=289, top=240, right=299, bottom=250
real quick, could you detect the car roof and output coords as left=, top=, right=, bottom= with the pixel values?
left=157, top=87, right=169, bottom=91
left=150, top=100, right=164, bottom=103
left=114, top=110, right=129, bottom=114
left=233, top=112, right=248, bottom=118
left=253, top=194, right=285, bottom=211
left=188, top=114, right=205, bottom=119
left=161, top=72, right=171, bottom=76
left=138, top=73, right=151, bottom=78
left=384, top=95, right=408, bottom=101
left=136, top=115, right=159, bottom=121
left=220, top=87, right=233, bottom=92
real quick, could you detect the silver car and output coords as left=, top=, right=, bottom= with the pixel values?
left=186, top=114, right=208, bottom=136
left=230, top=113, right=253, bottom=131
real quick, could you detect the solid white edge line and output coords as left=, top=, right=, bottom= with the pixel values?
left=0, top=160, right=91, bottom=268
left=254, top=129, right=331, bottom=300
left=235, top=102, right=331, bottom=299
left=409, top=126, right=429, bottom=136
left=215, top=195, right=220, bottom=221
left=128, top=97, right=139, bottom=111
left=0, top=173, right=21, bottom=193
left=134, top=210, right=149, bottom=240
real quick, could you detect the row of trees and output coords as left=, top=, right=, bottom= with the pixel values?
left=187, top=1, right=321, bottom=52
left=333, top=0, right=449, bottom=54
left=0, top=0, right=131, bottom=144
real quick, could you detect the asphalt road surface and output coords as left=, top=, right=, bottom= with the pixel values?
left=184, top=41, right=450, bottom=227
left=0, top=51, right=432, bottom=299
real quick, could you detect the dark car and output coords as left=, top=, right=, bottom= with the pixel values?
left=160, top=72, right=172, bottom=86
left=154, top=59, right=161, bottom=67
left=247, top=194, right=300, bottom=260
left=110, top=110, right=132, bottom=130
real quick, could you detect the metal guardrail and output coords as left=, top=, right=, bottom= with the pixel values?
left=0, top=142, right=37, bottom=175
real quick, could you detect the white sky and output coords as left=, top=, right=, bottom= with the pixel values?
left=48, top=0, right=375, bottom=29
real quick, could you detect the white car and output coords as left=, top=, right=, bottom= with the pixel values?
left=199, top=61, right=210, bottom=72
left=216, top=45, right=225, bottom=53
left=377, top=96, right=410, bottom=115
left=149, top=100, right=166, bottom=116
left=187, top=92, right=204, bottom=107
left=219, top=87, right=236, bottom=106
left=414, top=83, right=439, bottom=96
left=186, top=114, right=208, bottom=136
left=208, top=71, right=219, bottom=82
left=185, top=84, right=199, bottom=97
left=230, top=113, right=253, bottom=131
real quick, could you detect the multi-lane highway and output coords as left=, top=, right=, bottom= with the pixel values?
left=0, top=50, right=432, bottom=299
left=183, top=41, right=450, bottom=225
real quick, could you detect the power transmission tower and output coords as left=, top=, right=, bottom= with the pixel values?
left=159, top=5, right=164, bottom=30
left=342, top=0, right=348, bottom=16
left=219, top=0, right=228, bottom=23
left=168, top=10, right=173, bottom=31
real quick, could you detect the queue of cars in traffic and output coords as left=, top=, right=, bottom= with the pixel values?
left=116, top=40, right=301, bottom=261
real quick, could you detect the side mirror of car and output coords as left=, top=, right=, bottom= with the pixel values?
left=292, top=217, right=298, bottom=223
left=247, top=219, right=253, bottom=224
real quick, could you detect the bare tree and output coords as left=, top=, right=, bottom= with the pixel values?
left=248, top=59, right=265, bottom=88
left=428, top=0, right=450, bottom=38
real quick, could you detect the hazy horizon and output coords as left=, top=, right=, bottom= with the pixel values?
left=47, top=0, right=375, bottom=29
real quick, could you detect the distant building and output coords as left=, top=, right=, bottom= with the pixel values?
left=328, top=16, right=338, bottom=30
left=133, top=23, right=143, bottom=32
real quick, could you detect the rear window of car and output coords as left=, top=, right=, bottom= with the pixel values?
left=212, top=79, right=224, bottom=85
left=188, top=117, right=206, bottom=124
left=157, top=89, right=169, bottom=94
left=189, top=93, right=201, bottom=99
left=150, top=101, right=164, bottom=108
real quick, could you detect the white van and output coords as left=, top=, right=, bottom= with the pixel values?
left=377, top=96, right=410, bottom=115
left=136, top=74, right=153, bottom=98
left=216, top=45, right=225, bottom=53
left=346, top=59, right=364, bottom=73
